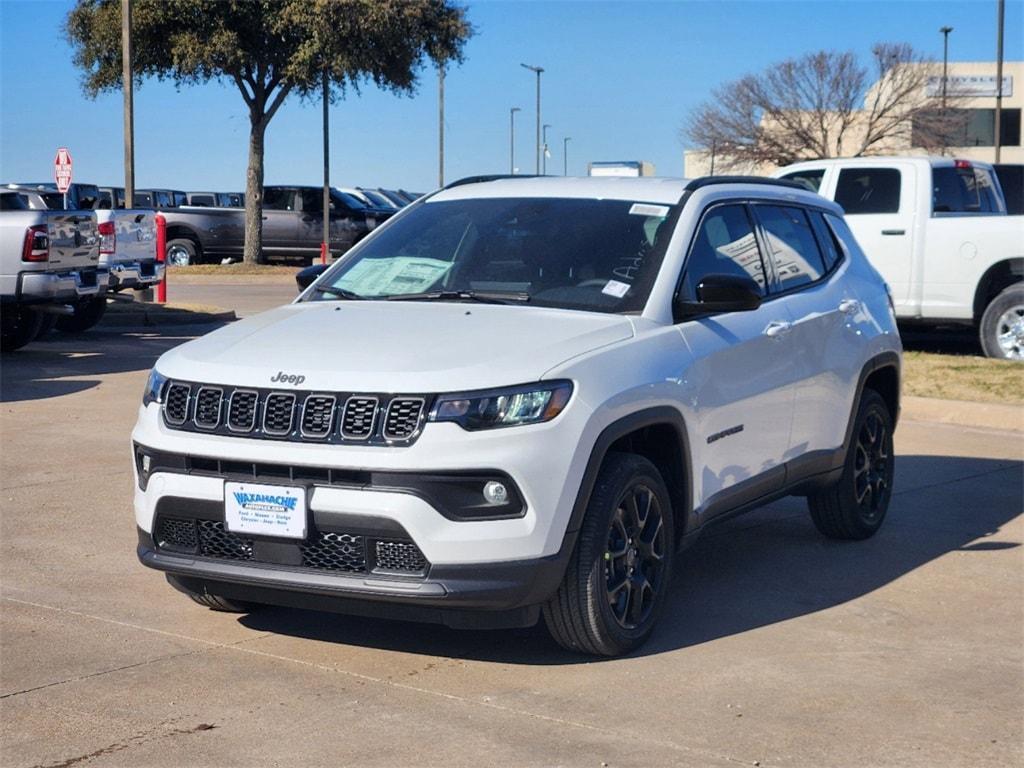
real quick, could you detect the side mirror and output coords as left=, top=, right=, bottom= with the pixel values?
left=296, top=263, right=330, bottom=292
left=673, top=273, right=763, bottom=321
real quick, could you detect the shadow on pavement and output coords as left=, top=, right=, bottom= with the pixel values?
left=238, top=454, right=1023, bottom=664
left=0, top=323, right=226, bottom=403
left=898, top=323, right=983, bottom=355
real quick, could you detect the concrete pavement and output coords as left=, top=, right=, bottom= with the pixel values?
left=1, top=317, right=1022, bottom=767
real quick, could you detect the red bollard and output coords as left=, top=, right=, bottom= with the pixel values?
left=320, top=241, right=328, bottom=265
left=155, top=213, right=167, bottom=304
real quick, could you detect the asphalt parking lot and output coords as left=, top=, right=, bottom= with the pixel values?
left=1, top=283, right=1022, bottom=768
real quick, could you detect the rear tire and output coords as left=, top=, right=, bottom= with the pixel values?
left=166, top=238, right=200, bottom=266
left=979, top=283, right=1024, bottom=360
left=808, top=390, right=894, bottom=540
left=166, top=575, right=259, bottom=613
left=543, top=453, right=675, bottom=656
left=0, top=306, right=43, bottom=352
left=55, top=297, right=107, bottom=334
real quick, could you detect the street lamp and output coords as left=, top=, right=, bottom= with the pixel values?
left=542, top=124, right=552, bottom=174
left=563, top=136, right=571, bottom=176
left=520, top=63, right=544, bottom=174
left=509, top=107, right=521, bottom=174
left=939, top=26, right=953, bottom=109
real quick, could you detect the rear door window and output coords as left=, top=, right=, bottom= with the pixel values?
left=834, top=168, right=902, bottom=214
left=754, top=205, right=827, bottom=291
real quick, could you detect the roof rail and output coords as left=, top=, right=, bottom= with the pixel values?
left=443, top=174, right=543, bottom=190
left=684, top=176, right=808, bottom=192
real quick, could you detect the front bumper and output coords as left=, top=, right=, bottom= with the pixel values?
left=109, top=260, right=165, bottom=291
left=17, top=267, right=109, bottom=304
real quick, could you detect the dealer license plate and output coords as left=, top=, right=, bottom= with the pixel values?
left=224, top=482, right=306, bottom=539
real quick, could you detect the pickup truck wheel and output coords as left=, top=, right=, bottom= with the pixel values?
left=808, top=390, right=894, bottom=540
left=55, top=297, right=107, bottom=334
left=979, top=284, right=1024, bottom=360
left=0, top=307, right=43, bottom=352
left=166, top=238, right=199, bottom=266
left=543, top=453, right=674, bottom=656
left=166, top=575, right=260, bottom=613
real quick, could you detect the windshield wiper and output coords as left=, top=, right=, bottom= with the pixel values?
left=385, top=290, right=530, bottom=305
left=313, top=284, right=364, bottom=300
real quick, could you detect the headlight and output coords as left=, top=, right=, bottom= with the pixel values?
left=142, top=368, right=168, bottom=407
left=429, top=381, right=573, bottom=431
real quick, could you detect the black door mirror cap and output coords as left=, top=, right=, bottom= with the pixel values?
left=296, top=263, right=330, bottom=291
left=673, top=273, right=763, bottom=320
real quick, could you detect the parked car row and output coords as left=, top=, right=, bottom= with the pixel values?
left=1, top=185, right=163, bottom=351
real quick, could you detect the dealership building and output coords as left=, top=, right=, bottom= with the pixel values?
left=684, top=60, right=1022, bottom=177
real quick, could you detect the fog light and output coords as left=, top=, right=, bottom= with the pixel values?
left=483, top=481, right=508, bottom=505
left=142, top=454, right=151, bottom=474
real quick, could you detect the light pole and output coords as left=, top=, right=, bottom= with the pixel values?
left=542, top=124, right=551, bottom=174
left=438, top=64, right=445, bottom=187
left=939, top=26, right=953, bottom=109
left=995, top=0, right=1005, bottom=162
left=563, top=136, right=571, bottom=176
left=520, top=63, right=544, bottom=174
left=509, top=107, right=521, bottom=174
left=121, top=0, right=134, bottom=208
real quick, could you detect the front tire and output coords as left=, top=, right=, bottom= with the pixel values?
left=808, top=389, right=894, bottom=540
left=979, top=283, right=1024, bottom=360
left=55, top=297, right=107, bottom=333
left=0, top=306, right=43, bottom=352
left=543, top=453, right=675, bottom=656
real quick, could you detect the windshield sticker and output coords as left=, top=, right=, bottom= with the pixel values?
left=602, top=279, right=631, bottom=298
left=336, top=257, right=451, bottom=296
left=629, top=203, right=670, bottom=218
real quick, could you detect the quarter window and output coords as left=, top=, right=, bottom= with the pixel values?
left=808, top=210, right=842, bottom=272
left=834, top=168, right=902, bottom=214
left=681, top=205, right=767, bottom=300
left=754, top=205, right=827, bottom=291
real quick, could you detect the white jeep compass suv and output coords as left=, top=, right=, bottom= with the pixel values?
left=132, top=175, right=901, bottom=656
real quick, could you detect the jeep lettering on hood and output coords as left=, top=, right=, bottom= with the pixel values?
left=270, top=371, right=306, bottom=386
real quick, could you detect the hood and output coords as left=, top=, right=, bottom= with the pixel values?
left=157, top=301, right=633, bottom=392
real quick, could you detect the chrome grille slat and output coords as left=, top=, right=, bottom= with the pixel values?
left=193, top=386, right=223, bottom=429
left=227, top=390, right=258, bottom=432
left=262, top=393, right=296, bottom=436
left=164, top=383, right=191, bottom=425
left=301, top=395, right=336, bottom=438
left=341, top=396, right=378, bottom=440
left=384, top=398, right=425, bottom=441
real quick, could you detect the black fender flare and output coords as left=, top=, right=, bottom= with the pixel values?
left=840, top=351, right=901, bottom=465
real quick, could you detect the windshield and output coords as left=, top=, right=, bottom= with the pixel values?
left=308, top=196, right=676, bottom=313
left=361, top=189, right=397, bottom=208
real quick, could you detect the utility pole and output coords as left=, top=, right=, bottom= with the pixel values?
left=510, top=107, right=520, bottom=174
left=121, top=0, right=134, bottom=208
left=438, top=64, right=445, bottom=187
left=939, top=26, right=953, bottom=109
left=563, top=136, right=571, bottom=176
left=542, top=124, right=551, bottom=174
left=520, top=64, right=544, bottom=174
left=321, top=68, right=330, bottom=264
left=994, top=0, right=1005, bottom=162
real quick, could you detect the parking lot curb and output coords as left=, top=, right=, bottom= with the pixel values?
left=902, top=395, right=1024, bottom=432
left=102, top=306, right=237, bottom=327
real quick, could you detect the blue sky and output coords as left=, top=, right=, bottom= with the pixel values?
left=1, top=0, right=1021, bottom=191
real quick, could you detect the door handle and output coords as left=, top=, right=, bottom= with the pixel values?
left=839, top=299, right=861, bottom=315
left=881, top=229, right=905, bottom=236
left=301, top=215, right=315, bottom=222
left=764, top=320, right=792, bottom=339
left=262, top=215, right=269, bottom=220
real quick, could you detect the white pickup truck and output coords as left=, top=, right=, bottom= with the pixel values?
left=775, top=157, right=1024, bottom=359
left=6, top=183, right=162, bottom=332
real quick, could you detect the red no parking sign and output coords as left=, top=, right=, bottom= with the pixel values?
left=54, top=147, right=73, bottom=193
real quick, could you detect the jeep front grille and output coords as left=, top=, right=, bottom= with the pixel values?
left=341, top=396, right=377, bottom=439
left=160, top=380, right=430, bottom=446
left=227, top=390, right=258, bottom=432
left=384, top=398, right=425, bottom=440
left=193, top=387, right=223, bottom=429
left=262, top=393, right=296, bottom=436
left=301, top=395, right=336, bottom=438
left=154, top=516, right=428, bottom=576
left=164, top=383, right=190, bottom=425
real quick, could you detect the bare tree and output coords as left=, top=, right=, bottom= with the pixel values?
left=685, top=43, right=958, bottom=170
